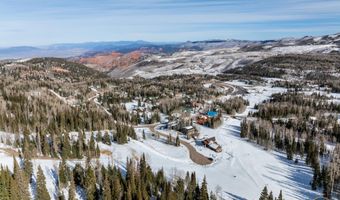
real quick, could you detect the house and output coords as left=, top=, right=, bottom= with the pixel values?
left=202, top=137, right=222, bottom=153
left=196, top=110, right=221, bottom=128
left=196, top=115, right=209, bottom=126
left=181, top=126, right=197, bottom=139
left=207, top=111, right=218, bottom=118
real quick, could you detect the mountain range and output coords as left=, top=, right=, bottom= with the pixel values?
left=1, top=33, right=339, bottom=78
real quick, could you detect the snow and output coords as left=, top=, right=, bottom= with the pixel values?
left=204, top=83, right=212, bottom=88
left=313, top=37, right=322, bottom=42
left=48, top=89, right=76, bottom=107
left=0, top=122, right=321, bottom=200
left=0, top=80, right=323, bottom=200
left=125, top=101, right=138, bottom=112
left=150, top=118, right=320, bottom=200
left=271, top=44, right=337, bottom=54
left=224, top=80, right=287, bottom=116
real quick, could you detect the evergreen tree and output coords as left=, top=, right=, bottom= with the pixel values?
left=13, top=157, right=30, bottom=200
left=84, top=165, right=96, bottom=200
left=0, top=169, right=10, bottom=200
left=95, top=144, right=100, bottom=158
left=268, top=191, right=274, bottom=200
left=322, top=166, right=332, bottom=198
left=142, top=129, right=146, bottom=140
left=68, top=174, right=76, bottom=200
left=102, top=175, right=111, bottom=200
left=61, top=134, right=71, bottom=159
left=312, top=164, right=320, bottom=190
left=200, top=176, right=209, bottom=200
left=89, top=132, right=96, bottom=158
left=96, top=132, right=102, bottom=143
left=103, top=132, right=111, bottom=145
left=112, top=174, right=122, bottom=200
left=277, top=190, right=283, bottom=200
left=259, top=186, right=268, bottom=200
left=175, top=178, right=185, bottom=200
left=175, top=135, right=180, bottom=147
left=36, top=166, right=50, bottom=200
left=58, top=158, right=69, bottom=188
left=42, top=135, right=50, bottom=157
left=23, top=151, right=33, bottom=182
left=210, top=191, right=217, bottom=200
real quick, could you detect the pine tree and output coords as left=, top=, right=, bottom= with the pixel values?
left=102, top=175, right=111, bottom=200
left=277, top=190, right=283, bottom=200
left=36, top=166, right=50, bottom=200
left=42, top=134, right=50, bottom=157
left=84, top=165, right=96, bottom=200
left=95, top=144, right=100, bottom=158
left=268, top=191, right=274, bottom=200
left=0, top=169, right=10, bottom=200
left=61, top=134, right=71, bottom=159
left=103, top=131, right=111, bottom=145
left=23, top=151, right=33, bottom=182
left=210, top=191, right=217, bottom=200
left=68, top=174, right=76, bottom=200
left=9, top=168, right=21, bottom=200
left=259, top=186, right=268, bottom=200
left=185, top=172, right=197, bottom=200
left=58, top=158, right=69, bottom=188
left=112, top=174, right=122, bottom=200
left=142, top=129, right=146, bottom=140
left=78, top=131, right=85, bottom=158
left=89, top=132, right=96, bottom=158
left=96, top=132, right=102, bottom=143
left=322, top=166, right=332, bottom=198
left=312, top=165, right=320, bottom=190
left=175, top=178, right=185, bottom=199
left=175, top=135, right=180, bottom=147
left=200, top=176, right=209, bottom=200
left=13, top=157, right=30, bottom=200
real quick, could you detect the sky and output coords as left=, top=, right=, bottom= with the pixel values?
left=0, top=0, right=340, bottom=47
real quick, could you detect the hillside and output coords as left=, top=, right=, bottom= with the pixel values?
left=77, top=51, right=145, bottom=72
left=0, top=33, right=340, bottom=200
left=101, top=33, right=339, bottom=78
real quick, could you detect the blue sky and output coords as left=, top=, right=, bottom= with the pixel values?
left=1, top=0, right=340, bottom=47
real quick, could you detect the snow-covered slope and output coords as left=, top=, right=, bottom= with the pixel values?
left=110, top=42, right=339, bottom=78
left=0, top=117, right=320, bottom=200
left=105, top=33, right=340, bottom=78
left=0, top=81, right=323, bottom=200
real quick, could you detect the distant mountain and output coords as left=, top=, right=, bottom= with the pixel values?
left=1, top=33, right=339, bottom=76
left=103, top=33, right=340, bottom=78
left=0, top=41, right=178, bottom=60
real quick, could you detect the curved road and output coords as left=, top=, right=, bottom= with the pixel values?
left=135, top=124, right=213, bottom=165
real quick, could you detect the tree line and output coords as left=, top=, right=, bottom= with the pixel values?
left=0, top=154, right=216, bottom=200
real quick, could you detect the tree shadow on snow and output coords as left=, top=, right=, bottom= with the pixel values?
left=263, top=153, right=320, bottom=199
left=221, top=124, right=241, bottom=136
left=224, top=191, right=247, bottom=200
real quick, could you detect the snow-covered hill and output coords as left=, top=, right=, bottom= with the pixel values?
left=0, top=80, right=324, bottom=200
left=109, top=41, right=339, bottom=78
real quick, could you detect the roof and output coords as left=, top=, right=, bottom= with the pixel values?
left=184, top=126, right=194, bottom=130
left=203, top=137, right=216, bottom=142
left=209, top=143, right=220, bottom=150
left=207, top=111, right=218, bottom=118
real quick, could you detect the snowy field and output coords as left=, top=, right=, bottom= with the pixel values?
left=110, top=116, right=320, bottom=199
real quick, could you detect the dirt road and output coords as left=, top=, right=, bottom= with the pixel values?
left=136, top=124, right=213, bottom=165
